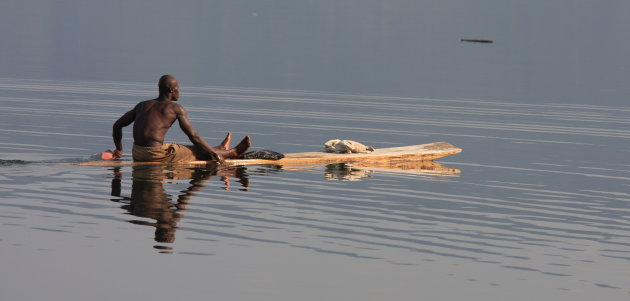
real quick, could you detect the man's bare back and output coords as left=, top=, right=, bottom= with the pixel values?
left=112, top=75, right=251, bottom=162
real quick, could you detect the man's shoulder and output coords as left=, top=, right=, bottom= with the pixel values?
left=134, top=99, right=154, bottom=108
left=136, top=99, right=181, bottom=109
left=168, top=102, right=185, bottom=113
left=156, top=100, right=185, bottom=117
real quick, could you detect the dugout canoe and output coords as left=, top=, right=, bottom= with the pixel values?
left=75, top=141, right=462, bottom=167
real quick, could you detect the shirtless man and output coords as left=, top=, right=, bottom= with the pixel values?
left=112, top=75, right=251, bottom=162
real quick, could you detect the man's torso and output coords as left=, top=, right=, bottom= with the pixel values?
left=132, top=99, right=179, bottom=147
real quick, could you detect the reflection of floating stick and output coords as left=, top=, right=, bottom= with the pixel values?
left=461, top=39, right=493, bottom=44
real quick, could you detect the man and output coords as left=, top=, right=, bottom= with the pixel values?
left=112, top=75, right=251, bottom=162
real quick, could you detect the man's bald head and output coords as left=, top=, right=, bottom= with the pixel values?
left=158, top=74, right=179, bottom=100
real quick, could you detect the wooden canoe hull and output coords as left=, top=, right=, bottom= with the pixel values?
left=74, top=142, right=462, bottom=167
left=226, top=142, right=461, bottom=165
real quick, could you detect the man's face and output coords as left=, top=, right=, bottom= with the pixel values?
left=172, top=81, right=180, bottom=101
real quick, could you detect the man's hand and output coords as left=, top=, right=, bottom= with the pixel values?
left=211, top=152, right=225, bottom=164
left=112, top=149, right=123, bottom=159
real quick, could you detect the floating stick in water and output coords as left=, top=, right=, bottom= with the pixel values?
left=461, top=39, right=493, bottom=43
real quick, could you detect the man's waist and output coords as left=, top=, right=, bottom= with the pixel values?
left=133, top=143, right=167, bottom=150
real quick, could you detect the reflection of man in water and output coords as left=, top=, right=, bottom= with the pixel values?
left=112, top=74, right=251, bottom=162
left=111, top=165, right=249, bottom=245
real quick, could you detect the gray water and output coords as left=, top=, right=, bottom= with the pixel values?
left=1, top=1, right=630, bottom=301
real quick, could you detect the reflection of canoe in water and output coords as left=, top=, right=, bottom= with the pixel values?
left=283, top=161, right=461, bottom=180
left=76, top=142, right=462, bottom=167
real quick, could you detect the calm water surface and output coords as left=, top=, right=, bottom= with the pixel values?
left=2, top=79, right=629, bottom=300
left=1, top=1, right=630, bottom=301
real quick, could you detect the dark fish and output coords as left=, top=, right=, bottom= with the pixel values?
left=242, top=150, right=285, bottom=160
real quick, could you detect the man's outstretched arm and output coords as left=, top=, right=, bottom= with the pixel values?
left=175, top=105, right=223, bottom=161
left=112, top=109, right=136, bottom=158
